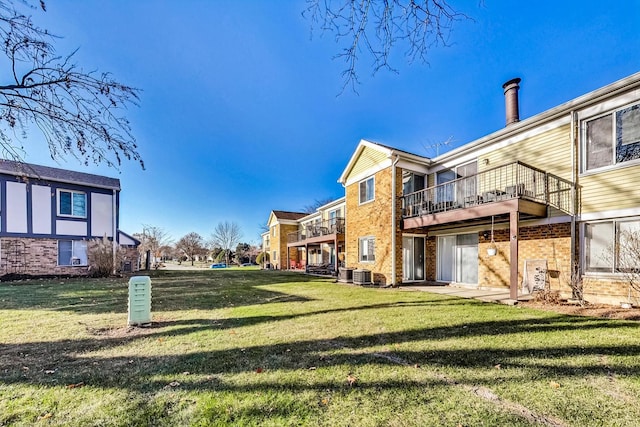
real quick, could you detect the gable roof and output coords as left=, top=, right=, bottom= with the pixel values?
left=0, top=159, right=121, bottom=190
left=272, top=210, right=307, bottom=221
left=338, top=139, right=431, bottom=185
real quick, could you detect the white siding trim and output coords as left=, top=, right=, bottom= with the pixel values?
left=579, top=207, right=640, bottom=222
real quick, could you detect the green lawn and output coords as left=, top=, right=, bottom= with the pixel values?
left=1, top=270, right=639, bottom=426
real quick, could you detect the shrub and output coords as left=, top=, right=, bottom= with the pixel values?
left=88, top=235, right=124, bottom=277
left=256, top=251, right=269, bottom=265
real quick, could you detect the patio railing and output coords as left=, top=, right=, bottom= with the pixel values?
left=402, top=161, right=574, bottom=218
left=287, top=217, right=345, bottom=244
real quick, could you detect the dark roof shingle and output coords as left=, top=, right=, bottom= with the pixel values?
left=0, top=159, right=120, bottom=190
left=272, top=210, right=307, bottom=220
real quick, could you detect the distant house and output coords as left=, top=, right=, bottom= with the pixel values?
left=261, top=210, right=308, bottom=270
left=264, top=71, right=640, bottom=305
left=0, top=160, right=139, bottom=276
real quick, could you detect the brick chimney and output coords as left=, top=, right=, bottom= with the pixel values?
left=502, top=78, right=521, bottom=126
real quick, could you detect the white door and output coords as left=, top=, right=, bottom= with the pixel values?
left=403, top=236, right=425, bottom=281
left=456, top=234, right=479, bottom=284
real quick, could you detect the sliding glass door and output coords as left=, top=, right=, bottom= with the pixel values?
left=437, top=233, right=478, bottom=285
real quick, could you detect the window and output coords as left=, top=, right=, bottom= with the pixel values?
left=272, top=251, right=277, bottom=261
left=271, top=226, right=276, bottom=237
left=402, top=171, right=425, bottom=195
left=436, top=169, right=456, bottom=202
left=58, top=240, right=88, bottom=266
left=58, top=190, right=86, bottom=217
left=359, top=177, right=375, bottom=204
left=583, top=103, right=640, bottom=171
left=585, top=218, right=640, bottom=273
left=359, top=236, right=375, bottom=262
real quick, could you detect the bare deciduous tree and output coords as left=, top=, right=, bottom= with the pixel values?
left=176, top=232, right=205, bottom=266
left=210, top=221, right=242, bottom=267
left=303, top=197, right=336, bottom=214
left=304, top=0, right=469, bottom=92
left=0, top=0, right=142, bottom=167
left=133, top=225, right=172, bottom=267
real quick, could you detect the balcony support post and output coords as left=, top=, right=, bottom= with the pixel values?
left=334, top=235, right=339, bottom=275
left=509, top=210, right=519, bottom=300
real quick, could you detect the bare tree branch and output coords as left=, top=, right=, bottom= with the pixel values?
left=0, top=1, right=143, bottom=168
left=209, top=221, right=243, bottom=267
left=175, top=232, right=205, bottom=266
left=304, top=0, right=471, bottom=94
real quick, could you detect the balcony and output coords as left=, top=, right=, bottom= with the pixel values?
left=287, top=218, right=345, bottom=246
left=402, top=161, right=574, bottom=229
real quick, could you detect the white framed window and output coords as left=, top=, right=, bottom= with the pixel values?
left=272, top=250, right=277, bottom=261
left=584, top=218, right=640, bottom=273
left=271, top=226, right=276, bottom=237
left=359, top=236, right=375, bottom=262
left=359, top=176, right=375, bottom=204
left=58, top=240, right=88, bottom=266
left=58, top=189, right=87, bottom=218
left=582, top=102, right=640, bottom=172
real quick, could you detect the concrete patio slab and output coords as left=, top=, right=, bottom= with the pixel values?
left=400, top=285, right=530, bottom=305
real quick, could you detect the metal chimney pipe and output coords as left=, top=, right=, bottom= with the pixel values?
left=502, top=77, right=521, bottom=126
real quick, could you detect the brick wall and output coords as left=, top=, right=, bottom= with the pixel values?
left=478, top=223, right=573, bottom=293
left=275, top=223, right=299, bottom=270
left=582, top=276, right=640, bottom=306
left=345, top=167, right=402, bottom=285
left=1, top=237, right=90, bottom=276
left=1, top=237, right=140, bottom=277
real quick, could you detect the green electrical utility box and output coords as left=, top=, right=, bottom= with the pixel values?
left=128, top=276, right=152, bottom=325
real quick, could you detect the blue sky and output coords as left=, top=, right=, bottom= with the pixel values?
left=18, top=1, right=640, bottom=245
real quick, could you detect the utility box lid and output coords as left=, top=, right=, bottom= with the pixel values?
left=128, top=275, right=152, bottom=325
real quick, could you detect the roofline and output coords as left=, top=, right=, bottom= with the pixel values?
left=338, top=139, right=430, bottom=184
left=0, top=161, right=121, bottom=190
left=434, top=71, right=640, bottom=163
left=317, top=196, right=345, bottom=211
left=118, top=230, right=141, bottom=246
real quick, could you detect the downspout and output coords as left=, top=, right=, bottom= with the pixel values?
left=112, top=189, right=117, bottom=275
left=570, top=110, right=578, bottom=297
left=391, top=155, right=400, bottom=286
